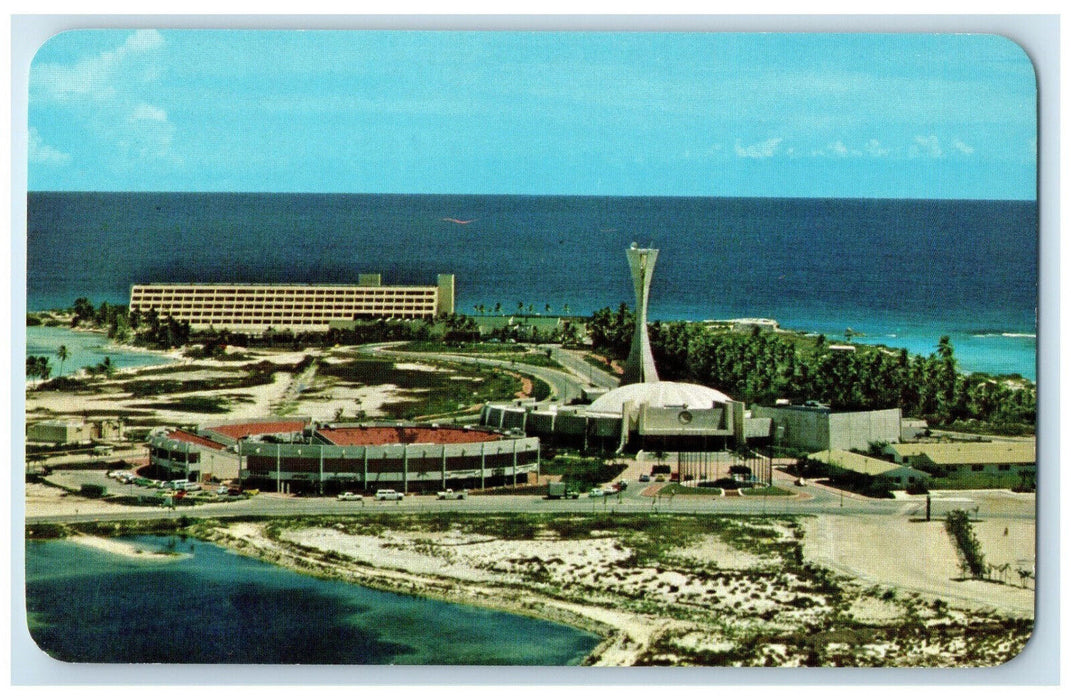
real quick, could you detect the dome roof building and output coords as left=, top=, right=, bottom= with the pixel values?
left=587, top=381, right=734, bottom=416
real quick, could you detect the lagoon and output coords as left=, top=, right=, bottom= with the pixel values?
left=25, top=535, right=600, bottom=665
left=25, top=325, right=174, bottom=378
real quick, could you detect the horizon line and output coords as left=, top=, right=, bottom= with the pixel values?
left=26, top=190, right=1039, bottom=204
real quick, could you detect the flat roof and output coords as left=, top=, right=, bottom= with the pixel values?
left=167, top=429, right=227, bottom=451
left=914, top=442, right=1035, bottom=465
left=808, top=449, right=909, bottom=477
left=131, top=281, right=445, bottom=289
left=318, top=426, right=504, bottom=446
left=208, top=420, right=308, bottom=440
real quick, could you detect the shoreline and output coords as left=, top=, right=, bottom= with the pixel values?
left=25, top=506, right=1036, bottom=666
left=198, top=522, right=621, bottom=665
left=69, top=533, right=191, bottom=562
left=26, top=306, right=1037, bottom=382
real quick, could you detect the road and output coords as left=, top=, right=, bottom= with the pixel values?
left=360, top=342, right=594, bottom=405
left=25, top=343, right=1036, bottom=527
left=27, top=467, right=1035, bottom=526
left=542, top=345, right=620, bottom=389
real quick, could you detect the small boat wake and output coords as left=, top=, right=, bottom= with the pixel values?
left=441, top=217, right=477, bottom=225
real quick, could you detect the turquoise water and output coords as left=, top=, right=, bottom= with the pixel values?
left=25, top=325, right=174, bottom=378
left=24, top=535, right=600, bottom=665
left=27, top=193, right=1037, bottom=380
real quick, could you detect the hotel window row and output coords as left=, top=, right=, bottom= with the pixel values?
left=130, top=279, right=453, bottom=331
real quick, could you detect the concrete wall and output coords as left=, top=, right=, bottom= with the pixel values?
left=827, top=409, right=902, bottom=452
left=751, top=406, right=831, bottom=452
left=637, top=405, right=729, bottom=436
left=27, top=422, right=91, bottom=444
left=751, top=406, right=901, bottom=452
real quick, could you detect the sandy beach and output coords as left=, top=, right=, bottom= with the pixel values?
left=69, top=533, right=190, bottom=561
left=198, top=512, right=1033, bottom=667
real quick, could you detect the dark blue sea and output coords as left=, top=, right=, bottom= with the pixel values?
left=25, top=535, right=599, bottom=665
left=26, top=192, right=1037, bottom=379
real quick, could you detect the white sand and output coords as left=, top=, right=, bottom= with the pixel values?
left=802, top=514, right=1034, bottom=614
left=69, top=534, right=190, bottom=561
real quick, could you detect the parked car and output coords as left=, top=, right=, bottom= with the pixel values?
left=375, top=489, right=404, bottom=501
left=589, top=488, right=606, bottom=498
left=216, top=485, right=230, bottom=495
left=436, top=489, right=467, bottom=500
left=337, top=491, right=363, bottom=501
left=638, top=474, right=651, bottom=482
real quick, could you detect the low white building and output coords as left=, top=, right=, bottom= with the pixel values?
left=809, top=449, right=930, bottom=488
left=885, top=441, right=1036, bottom=480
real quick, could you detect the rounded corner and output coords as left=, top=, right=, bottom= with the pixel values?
left=985, top=33, right=1039, bottom=87
left=28, top=28, right=90, bottom=70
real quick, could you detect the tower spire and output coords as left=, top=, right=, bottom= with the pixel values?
left=623, top=243, right=659, bottom=385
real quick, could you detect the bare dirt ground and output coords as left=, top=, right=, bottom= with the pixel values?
left=803, top=514, right=1034, bottom=616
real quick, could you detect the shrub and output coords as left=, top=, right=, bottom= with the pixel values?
left=945, top=509, right=987, bottom=579
left=79, top=483, right=107, bottom=498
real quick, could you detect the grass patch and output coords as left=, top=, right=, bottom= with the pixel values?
left=740, top=486, right=793, bottom=497
left=322, top=357, right=525, bottom=419
left=657, top=483, right=724, bottom=496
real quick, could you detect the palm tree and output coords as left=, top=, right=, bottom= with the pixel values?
left=26, top=356, right=39, bottom=387
left=56, top=345, right=69, bottom=377
left=27, top=356, right=51, bottom=388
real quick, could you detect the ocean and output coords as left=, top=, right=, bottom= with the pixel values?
left=25, top=535, right=599, bottom=664
left=26, top=192, right=1037, bottom=379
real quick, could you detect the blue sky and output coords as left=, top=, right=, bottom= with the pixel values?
left=27, top=30, right=1037, bottom=199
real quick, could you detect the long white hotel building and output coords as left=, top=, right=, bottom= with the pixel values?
left=129, top=273, right=455, bottom=333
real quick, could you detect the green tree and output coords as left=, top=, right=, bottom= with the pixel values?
left=56, top=345, right=70, bottom=377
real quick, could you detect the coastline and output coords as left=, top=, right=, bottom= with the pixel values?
left=24, top=502, right=1035, bottom=667
left=69, top=533, right=191, bottom=561
left=199, top=522, right=622, bottom=665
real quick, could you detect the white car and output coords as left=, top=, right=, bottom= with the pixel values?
left=437, top=489, right=467, bottom=500
left=375, top=489, right=404, bottom=501
left=589, top=488, right=606, bottom=498
left=337, top=492, right=363, bottom=501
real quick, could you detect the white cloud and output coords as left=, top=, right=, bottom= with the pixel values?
left=734, top=137, right=783, bottom=159
left=28, top=127, right=70, bottom=165
left=131, top=103, right=168, bottom=122
left=865, top=139, right=891, bottom=157
left=33, top=29, right=164, bottom=102
left=951, top=137, right=975, bottom=155
left=909, top=135, right=944, bottom=159
left=119, top=103, right=176, bottom=161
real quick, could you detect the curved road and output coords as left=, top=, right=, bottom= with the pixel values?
left=359, top=342, right=593, bottom=405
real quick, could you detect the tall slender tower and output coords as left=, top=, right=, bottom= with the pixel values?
left=623, top=243, right=659, bottom=385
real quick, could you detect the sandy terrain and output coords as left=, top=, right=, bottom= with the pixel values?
left=803, top=514, right=1034, bottom=615
left=25, top=481, right=163, bottom=518
left=25, top=345, right=433, bottom=428
left=69, top=534, right=191, bottom=561
left=201, top=511, right=1032, bottom=667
